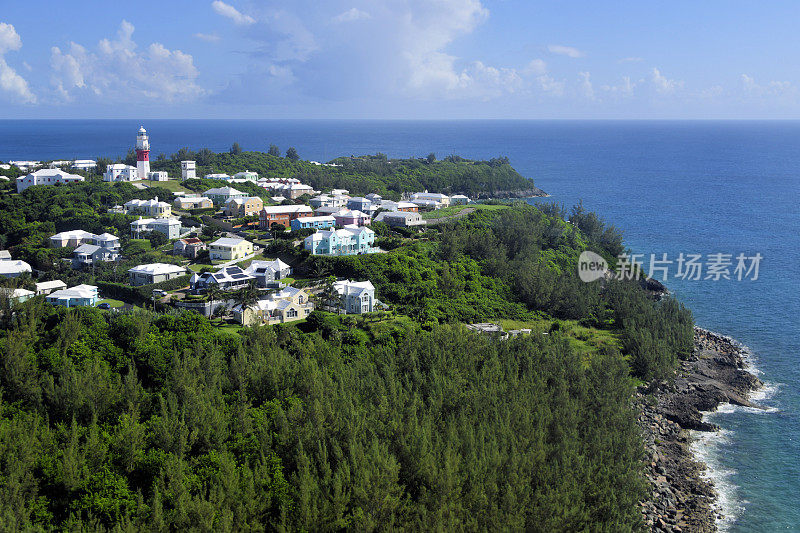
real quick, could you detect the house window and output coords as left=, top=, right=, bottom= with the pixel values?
left=287, top=308, right=298, bottom=318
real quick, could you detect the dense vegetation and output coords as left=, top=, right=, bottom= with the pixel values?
left=0, top=153, right=694, bottom=530
left=146, top=149, right=537, bottom=199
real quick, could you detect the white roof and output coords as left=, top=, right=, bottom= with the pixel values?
left=95, top=232, right=119, bottom=241
left=128, top=263, right=187, bottom=276
left=0, top=260, right=32, bottom=275
left=107, top=163, right=137, bottom=170
left=0, top=250, right=11, bottom=259
left=210, top=237, right=250, bottom=248
left=36, top=280, right=67, bottom=291
left=334, top=279, right=375, bottom=297
left=227, top=196, right=263, bottom=206
left=48, top=284, right=97, bottom=299
left=0, top=287, right=34, bottom=298
left=204, top=186, right=245, bottom=196
left=246, top=258, right=290, bottom=275
left=296, top=215, right=335, bottom=223
left=51, top=229, right=95, bottom=241
left=22, top=168, right=85, bottom=180
left=261, top=205, right=313, bottom=214
left=125, top=198, right=170, bottom=208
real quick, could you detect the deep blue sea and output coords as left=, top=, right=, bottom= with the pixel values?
left=1, top=120, right=797, bottom=531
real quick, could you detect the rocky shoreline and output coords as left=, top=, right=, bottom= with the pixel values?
left=475, top=186, right=549, bottom=199
left=637, top=327, right=762, bottom=532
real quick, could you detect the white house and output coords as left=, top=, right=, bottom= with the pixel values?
left=128, top=263, right=187, bottom=286
left=410, top=191, right=451, bottom=207
left=103, top=164, right=139, bottom=182
left=244, top=258, right=292, bottom=286
left=450, top=194, right=470, bottom=205
left=130, top=217, right=182, bottom=239
left=16, top=168, right=85, bottom=193
left=331, top=279, right=376, bottom=314
left=50, top=230, right=120, bottom=250
left=205, top=173, right=232, bottom=181
left=375, top=211, right=425, bottom=227
left=124, top=197, right=172, bottom=217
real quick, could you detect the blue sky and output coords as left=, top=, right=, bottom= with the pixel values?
left=1, top=0, right=798, bottom=119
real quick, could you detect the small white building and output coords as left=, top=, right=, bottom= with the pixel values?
left=130, top=217, right=182, bottom=239
left=16, top=168, right=85, bottom=193
left=147, top=171, right=169, bottom=181
left=181, top=160, right=196, bottom=180
left=72, top=160, right=97, bottom=170
left=104, top=164, right=139, bottom=182
left=128, top=263, right=187, bottom=286
left=35, top=280, right=67, bottom=296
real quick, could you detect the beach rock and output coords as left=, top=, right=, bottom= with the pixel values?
left=637, top=327, right=762, bottom=532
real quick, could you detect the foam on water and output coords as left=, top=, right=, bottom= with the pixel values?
left=688, top=336, right=781, bottom=531
left=690, top=426, right=744, bottom=532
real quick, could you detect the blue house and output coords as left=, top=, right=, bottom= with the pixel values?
left=290, top=215, right=336, bottom=231
left=45, top=284, right=99, bottom=307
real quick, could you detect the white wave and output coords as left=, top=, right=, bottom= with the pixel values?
left=690, top=424, right=747, bottom=532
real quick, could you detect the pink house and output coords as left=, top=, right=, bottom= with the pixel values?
left=333, top=209, right=371, bottom=227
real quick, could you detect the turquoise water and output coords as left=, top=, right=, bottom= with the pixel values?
left=1, top=120, right=796, bottom=531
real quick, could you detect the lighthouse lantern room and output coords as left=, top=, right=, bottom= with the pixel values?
left=136, top=126, right=150, bottom=179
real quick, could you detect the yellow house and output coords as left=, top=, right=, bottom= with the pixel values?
left=225, top=196, right=264, bottom=218
left=208, top=237, right=253, bottom=261
left=235, top=287, right=314, bottom=326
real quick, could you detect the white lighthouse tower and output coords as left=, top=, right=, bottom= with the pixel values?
left=135, top=126, right=150, bottom=180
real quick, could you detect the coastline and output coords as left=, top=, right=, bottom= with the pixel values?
left=638, top=327, right=763, bottom=532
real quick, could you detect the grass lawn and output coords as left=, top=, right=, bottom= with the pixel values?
left=150, top=179, right=191, bottom=194
left=96, top=298, right=125, bottom=308
left=492, top=317, right=622, bottom=363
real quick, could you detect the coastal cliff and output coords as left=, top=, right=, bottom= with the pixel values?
left=638, top=328, right=762, bottom=532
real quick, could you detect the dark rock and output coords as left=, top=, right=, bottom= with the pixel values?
left=637, top=327, right=762, bottom=532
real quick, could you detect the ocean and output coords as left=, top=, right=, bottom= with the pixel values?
left=1, top=119, right=797, bottom=531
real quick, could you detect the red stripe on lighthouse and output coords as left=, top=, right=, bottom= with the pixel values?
left=136, top=150, right=150, bottom=162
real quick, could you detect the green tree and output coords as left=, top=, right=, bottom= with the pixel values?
left=285, top=147, right=299, bottom=162
left=268, top=144, right=281, bottom=157
left=230, top=142, right=242, bottom=155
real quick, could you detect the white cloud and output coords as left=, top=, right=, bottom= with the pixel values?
left=741, top=74, right=794, bottom=98
left=651, top=67, right=682, bottom=94
left=0, top=22, right=35, bottom=103
left=50, top=20, right=202, bottom=103
left=548, top=44, right=584, bottom=58
left=535, top=74, right=565, bottom=97
left=332, top=8, right=371, bottom=24
left=212, top=0, right=255, bottom=25
left=523, top=59, right=546, bottom=75
left=579, top=71, right=594, bottom=100
left=194, top=32, right=221, bottom=43
left=602, top=76, right=635, bottom=97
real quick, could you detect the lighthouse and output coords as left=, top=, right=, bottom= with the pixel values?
left=135, top=126, right=150, bottom=180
